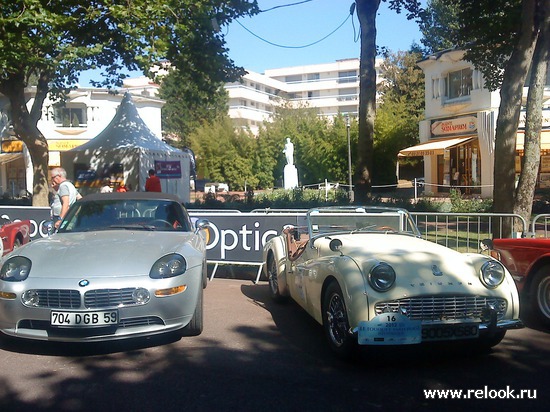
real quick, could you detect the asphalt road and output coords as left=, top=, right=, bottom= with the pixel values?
left=0, top=275, right=549, bottom=412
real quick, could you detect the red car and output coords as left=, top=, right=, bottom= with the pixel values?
left=483, top=237, right=550, bottom=327
left=0, top=218, right=31, bottom=256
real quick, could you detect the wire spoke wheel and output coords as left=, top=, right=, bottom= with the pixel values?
left=323, top=282, right=355, bottom=358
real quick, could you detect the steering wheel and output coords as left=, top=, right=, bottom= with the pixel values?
left=377, top=226, right=396, bottom=233
left=150, top=219, right=172, bottom=228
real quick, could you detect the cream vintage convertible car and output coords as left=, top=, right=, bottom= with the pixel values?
left=262, top=206, right=523, bottom=358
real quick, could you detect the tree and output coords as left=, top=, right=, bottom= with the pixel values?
left=374, top=50, right=425, bottom=185
left=159, top=69, right=230, bottom=147
left=417, top=0, right=549, bottom=234
left=189, top=117, right=260, bottom=191
left=514, top=4, right=550, bottom=229
left=354, top=0, right=422, bottom=202
left=0, top=0, right=258, bottom=206
left=452, top=0, right=545, bottom=235
left=417, top=0, right=460, bottom=54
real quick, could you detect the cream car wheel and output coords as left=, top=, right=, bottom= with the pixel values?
left=267, top=254, right=286, bottom=303
left=322, top=281, right=355, bottom=358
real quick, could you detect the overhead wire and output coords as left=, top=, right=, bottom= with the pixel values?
left=234, top=1, right=357, bottom=49
left=260, top=0, right=314, bottom=13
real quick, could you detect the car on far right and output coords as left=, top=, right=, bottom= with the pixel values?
left=482, top=237, right=550, bottom=327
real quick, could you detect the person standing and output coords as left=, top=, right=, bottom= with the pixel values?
left=100, top=178, right=113, bottom=193
left=145, top=169, right=162, bottom=192
left=51, top=167, right=82, bottom=228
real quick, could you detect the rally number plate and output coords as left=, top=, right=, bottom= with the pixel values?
left=50, top=310, right=119, bottom=327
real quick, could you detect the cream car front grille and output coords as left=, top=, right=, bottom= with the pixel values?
left=374, top=295, right=507, bottom=321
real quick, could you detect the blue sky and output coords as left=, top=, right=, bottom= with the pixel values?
left=225, top=0, right=423, bottom=73
left=78, top=1, right=423, bottom=86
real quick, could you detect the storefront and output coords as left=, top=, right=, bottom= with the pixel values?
left=399, top=115, right=481, bottom=195
left=516, top=129, right=550, bottom=189
left=0, top=139, right=28, bottom=198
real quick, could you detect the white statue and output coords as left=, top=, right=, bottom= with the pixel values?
left=283, top=138, right=294, bottom=165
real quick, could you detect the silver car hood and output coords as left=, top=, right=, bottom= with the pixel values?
left=6, top=231, right=203, bottom=279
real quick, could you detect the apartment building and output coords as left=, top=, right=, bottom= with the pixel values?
left=226, top=58, right=383, bottom=135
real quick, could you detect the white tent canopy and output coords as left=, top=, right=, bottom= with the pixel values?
left=61, top=93, right=190, bottom=202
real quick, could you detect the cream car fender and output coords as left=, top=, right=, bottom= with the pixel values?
left=263, top=235, right=290, bottom=296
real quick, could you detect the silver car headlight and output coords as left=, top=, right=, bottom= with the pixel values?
left=0, top=256, right=32, bottom=282
left=368, top=262, right=396, bottom=292
left=480, top=260, right=505, bottom=289
left=149, top=254, right=187, bottom=279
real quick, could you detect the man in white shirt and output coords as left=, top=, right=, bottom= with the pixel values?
left=50, top=167, right=82, bottom=228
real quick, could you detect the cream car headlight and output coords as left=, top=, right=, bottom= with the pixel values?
left=368, top=262, right=396, bottom=292
left=149, top=254, right=187, bottom=279
left=0, top=256, right=32, bottom=282
left=480, top=260, right=505, bottom=289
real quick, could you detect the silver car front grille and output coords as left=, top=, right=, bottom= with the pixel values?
left=25, top=289, right=81, bottom=309
left=374, top=295, right=507, bottom=321
left=22, top=288, right=143, bottom=309
left=84, top=288, right=139, bottom=309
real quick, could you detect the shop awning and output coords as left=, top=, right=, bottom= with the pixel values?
left=0, top=153, right=23, bottom=164
left=398, top=136, right=474, bottom=157
left=516, top=130, right=550, bottom=150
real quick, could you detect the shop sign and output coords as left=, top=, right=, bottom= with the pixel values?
left=48, top=139, right=88, bottom=151
left=1, top=140, right=23, bottom=153
left=431, top=116, right=477, bottom=137
left=519, top=108, right=550, bottom=129
left=155, top=160, right=182, bottom=178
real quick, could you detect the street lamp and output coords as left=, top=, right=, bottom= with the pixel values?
left=346, top=115, right=354, bottom=202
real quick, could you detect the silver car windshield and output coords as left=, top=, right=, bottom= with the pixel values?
left=58, top=199, right=192, bottom=233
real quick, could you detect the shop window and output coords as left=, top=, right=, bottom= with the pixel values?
left=445, top=68, right=472, bottom=100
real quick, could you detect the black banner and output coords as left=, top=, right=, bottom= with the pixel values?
left=0, top=207, right=305, bottom=264
left=0, top=206, right=52, bottom=239
left=191, top=212, right=306, bottom=263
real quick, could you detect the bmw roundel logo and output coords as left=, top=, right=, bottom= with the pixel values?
left=78, top=279, right=90, bottom=287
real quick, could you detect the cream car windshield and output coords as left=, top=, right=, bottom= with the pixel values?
left=59, top=199, right=192, bottom=233
left=307, top=207, right=420, bottom=238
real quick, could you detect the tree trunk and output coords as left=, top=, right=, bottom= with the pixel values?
left=492, top=0, right=538, bottom=237
left=0, top=73, right=50, bottom=207
left=514, top=2, right=550, bottom=236
left=355, top=0, right=381, bottom=202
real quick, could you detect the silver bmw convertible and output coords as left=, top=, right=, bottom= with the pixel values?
left=0, top=192, right=209, bottom=342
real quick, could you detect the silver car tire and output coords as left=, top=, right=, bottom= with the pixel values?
left=181, top=288, right=203, bottom=336
left=322, top=281, right=355, bottom=359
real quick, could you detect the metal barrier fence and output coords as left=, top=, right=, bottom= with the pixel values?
left=410, top=212, right=527, bottom=253
left=531, top=214, right=550, bottom=236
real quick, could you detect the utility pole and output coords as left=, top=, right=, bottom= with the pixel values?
left=346, top=115, right=354, bottom=202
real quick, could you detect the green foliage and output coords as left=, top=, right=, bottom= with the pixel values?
left=449, top=189, right=493, bottom=213
left=373, top=50, right=425, bottom=185
left=189, top=117, right=261, bottom=191
left=0, top=0, right=259, bottom=207
left=417, top=0, right=460, bottom=55
left=416, top=0, right=522, bottom=91
left=259, top=103, right=358, bottom=187
left=159, top=69, right=229, bottom=145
